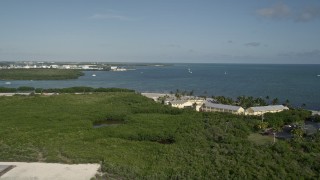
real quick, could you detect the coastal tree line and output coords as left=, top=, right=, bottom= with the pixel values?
left=212, top=95, right=290, bottom=108
left=0, top=86, right=134, bottom=93
left=168, top=89, right=305, bottom=108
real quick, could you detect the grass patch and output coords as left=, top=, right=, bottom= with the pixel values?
left=248, top=133, right=274, bottom=145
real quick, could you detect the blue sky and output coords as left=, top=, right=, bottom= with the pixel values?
left=0, top=0, right=320, bottom=63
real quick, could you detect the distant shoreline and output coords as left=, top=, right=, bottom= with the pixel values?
left=1, top=63, right=319, bottom=110
left=0, top=69, right=84, bottom=80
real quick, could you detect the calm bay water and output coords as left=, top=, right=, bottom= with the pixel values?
left=1, top=63, right=320, bottom=110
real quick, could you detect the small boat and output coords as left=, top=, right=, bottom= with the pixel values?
left=224, top=72, right=227, bottom=75
left=317, top=75, right=320, bottom=77
left=92, top=74, right=96, bottom=77
left=5, top=82, right=11, bottom=85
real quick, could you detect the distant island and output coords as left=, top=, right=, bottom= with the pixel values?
left=0, top=69, right=84, bottom=80
left=0, top=61, right=172, bottom=70
left=0, top=61, right=173, bottom=80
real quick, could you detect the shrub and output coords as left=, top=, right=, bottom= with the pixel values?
left=17, top=86, right=35, bottom=92
left=0, top=87, right=17, bottom=92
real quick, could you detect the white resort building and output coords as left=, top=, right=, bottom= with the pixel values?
left=201, top=101, right=245, bottom=115
left=246, top=105, right=289, bottom=115
left=170, top=100, right=194, bottom=109
left=141, top=93, right=290, bottom=115
left=141, top=93, right=170, bottom=101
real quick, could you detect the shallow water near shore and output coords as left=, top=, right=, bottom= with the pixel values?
left=1, top=63, right=320, bottom=110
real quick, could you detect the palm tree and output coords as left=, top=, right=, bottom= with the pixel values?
left=291, top=128, right=304, bottom=138
left=272, top=98, right=279, bottom=105
left=175, top=94, right=181, bottom=100
left=285, top=99, right=290, bottom=106
left=192, top=102, right=197, bottom=110
left=246, top=96, right=254, bottom=108
left=237, top=96, right=245, bottom=106
left=189, top=90, right=194, bottom=96
left=256, top=97, right=267, bottom=106
left=265, top=95, right=270, bottom=104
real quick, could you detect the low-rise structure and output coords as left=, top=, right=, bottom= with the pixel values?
left=246, top=105, right=289, bottom=115
left=110, top=66, right=118, bottom=70
left=141, top=93, right=291, bottom=115
left=201, top=101, right=245, bottom=114
left=170, top=100, right=194, bottom=109
left=312, top=111, right=320, bottom=116
left=141, top=93, right=170, bottom=101
left=186, top=99, right=205, bottom=111
left=141, top=93, right=205, bottom=111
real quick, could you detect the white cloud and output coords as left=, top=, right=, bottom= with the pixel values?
left=296, top=49, right=320, bottom=57
left=244, top=42, right=261, bottom=47
left=166, top=44, right=181, bottom=48
left=256, top=3, right=291, bottom=19
left=256, top=3, right=320, bottom=22
left=188, top=49, right=195, bottom=53
left=294, top=7, right=320, bottom=22
left=89, top=13, right=130, bottom=21
left=279, top=49, right=320, bottom=58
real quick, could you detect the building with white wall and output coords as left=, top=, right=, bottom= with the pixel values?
left=246, top=105, right=289, bottom=115
left=201, top=102, right=245, bottom=114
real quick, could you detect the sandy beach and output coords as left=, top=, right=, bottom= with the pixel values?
left=0, top=162, right=100, bottom=180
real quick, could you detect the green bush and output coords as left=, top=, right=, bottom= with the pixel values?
left=314, top=115, right=320, bottom=122
left=0, top=87, right=17, bottom=92
left=17, top=86, right=35, bottom=92
left=264, top=109, right=311, bottom=128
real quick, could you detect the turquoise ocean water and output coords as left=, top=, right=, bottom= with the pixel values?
left=1, top=64, right=320, bottom=110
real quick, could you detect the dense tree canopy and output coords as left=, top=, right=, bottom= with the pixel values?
left=0, top=91, right=319, bottom=179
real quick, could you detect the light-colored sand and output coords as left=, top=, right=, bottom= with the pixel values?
left=0, top=93, right=31, bottom=96
left=0, top=162, right=100, bottom=180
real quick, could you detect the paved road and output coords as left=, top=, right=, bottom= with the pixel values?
left=0, top=165, right=14, bottom=177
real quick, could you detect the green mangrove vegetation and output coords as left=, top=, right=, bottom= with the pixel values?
left=0, top=86, right=134, bottom=93
left=0, top=69, right=84, bottom=80
left=0, top=91, right=320, bottom=179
